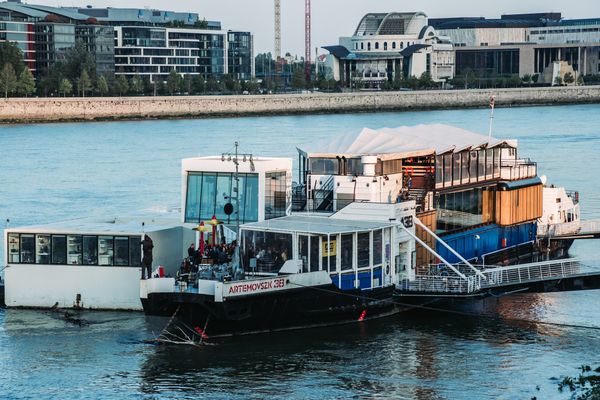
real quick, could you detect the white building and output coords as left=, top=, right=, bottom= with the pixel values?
left=323, top=12, right=454, bottom=87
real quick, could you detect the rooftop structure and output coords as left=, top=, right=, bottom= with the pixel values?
left=323, top=11, right=454, bottom=87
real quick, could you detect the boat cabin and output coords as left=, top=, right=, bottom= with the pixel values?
left=240, top=201, right=418, bottom=289
left=3, top=211, right=195, bottom=310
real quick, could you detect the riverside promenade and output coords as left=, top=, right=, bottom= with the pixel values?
left=1, top=86, right=599, bottom=123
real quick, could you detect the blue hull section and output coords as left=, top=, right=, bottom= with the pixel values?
left=437, top=222, right=537, bottom=263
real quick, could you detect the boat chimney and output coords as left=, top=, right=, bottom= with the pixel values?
left=361, top=156, right=378, bottom=177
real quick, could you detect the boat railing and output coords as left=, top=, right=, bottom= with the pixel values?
left=479, top=259, right=582, bottom=288
left=404, top=259, right=586, bottom=294
left=500, top=158, right=537, bottom=181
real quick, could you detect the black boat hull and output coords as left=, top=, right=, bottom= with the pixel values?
left=142, top=284, right=398, bottom=338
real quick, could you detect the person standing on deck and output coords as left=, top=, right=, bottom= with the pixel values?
left=141, top=235, right=154, bottom=279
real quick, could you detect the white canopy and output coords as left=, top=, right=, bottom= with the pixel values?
left=299, top=124, right=516, bottom=160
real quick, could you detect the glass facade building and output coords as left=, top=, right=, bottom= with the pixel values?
left=227, top=31, right=253, bottom=80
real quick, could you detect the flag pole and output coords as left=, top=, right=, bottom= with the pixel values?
left=488, top=95, right=495, bottom=140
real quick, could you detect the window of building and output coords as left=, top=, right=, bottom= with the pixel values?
left=400, top=42, right=404, bottom=49
left=375, top=42, right=379, bottom=50
left=368, top=42, right=371, bottom=51
left=361, top=42, right=364, bottom=50
left=392, top=42, right=396, bottom=49
left=309, top=158, right=339, bottom=175
left=383, top=42, right=388, bottom=51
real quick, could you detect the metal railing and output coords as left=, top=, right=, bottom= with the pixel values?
left=401, top=259, right=589, bottom=294
left=500, top=158, right=537, bottom=181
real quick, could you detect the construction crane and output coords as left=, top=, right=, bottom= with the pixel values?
left=305, top=0, right=311, bottom=82
left=274, top=0, right=281, bottom=61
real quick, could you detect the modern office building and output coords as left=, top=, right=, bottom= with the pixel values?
left=323, top=12, right=455, bottom=87
left=0, top=2, right=43, bottom=72
left=0, top=1, right=254, bottom=82
left=432, top=13, right=600, bottom=80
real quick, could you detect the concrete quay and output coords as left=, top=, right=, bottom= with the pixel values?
left=0, top=86, right=599, bottom=124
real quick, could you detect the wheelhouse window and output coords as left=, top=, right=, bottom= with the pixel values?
left=114, top=237, right=129, bottom=266
left=185, top=172, right=259, bottom=224
left=357, top=232, right=370, bottom=268
left=67, top=235, right=82, bottom=265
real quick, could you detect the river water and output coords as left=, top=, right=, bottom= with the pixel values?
left=1, top=104, right=600, bottom=399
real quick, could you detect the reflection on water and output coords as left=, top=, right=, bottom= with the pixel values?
left=1, top=104, right=600, bottom=398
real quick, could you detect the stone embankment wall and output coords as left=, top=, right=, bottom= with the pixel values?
left=1, top=86, right=599, bottom=123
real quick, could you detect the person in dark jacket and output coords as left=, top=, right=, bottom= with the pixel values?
left=141, top=235, right=154, bottom=279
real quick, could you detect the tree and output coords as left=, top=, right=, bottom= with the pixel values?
left=194, top=19, right=208, bottom=29
left=17, top=67, right=35, bottom=97
left=0, top=42, right=26, bottom=76
left=115, top=75, right=129, bottom=96
left=58, top=78, right=73, bottom=97
left=418, top=72, right=434, bottom=89
left=554, top=76, right=563, bottom=86
left=191, top=75, right=205, bottom=94
left=291, top=69, right=306, bottom=89
left=522, top=74, right=532, bottom=86
left=182, top=74, right=193, bottom=94
left=206, top=75, right=220, bottom=92
left=77, top=69, right=92, bottom=97
left=96, top=75, right=109, bottom=96
left=563, top=72, right=575, bottom=85
left=0, top=63, right=18, bottom=98
left=130, top=76, right=143, bottom=95
left=166, top=70, right=182, bottom=95
left=532, top=74, right=540, bottom=84
left=62, top=41, right=96, bottom=83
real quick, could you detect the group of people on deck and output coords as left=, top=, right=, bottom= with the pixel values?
left=187, top=241, right=236, bottom=266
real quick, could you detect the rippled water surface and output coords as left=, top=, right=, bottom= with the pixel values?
left=1, top=104, right=600, bottom=399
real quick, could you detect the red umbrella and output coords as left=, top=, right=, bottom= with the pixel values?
left=210, top=215, right=218, bottom=246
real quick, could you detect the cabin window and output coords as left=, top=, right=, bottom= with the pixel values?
left=340, top=234, right=353, bottom=271
left=7, top=233, right=139, bottom=267
left=486, top=149, right=494, bottom=179
left=436, top=188, right=487, bottom=233
left=478, top=149, right=486, bottom=181
left=452, top=153, right=461, bottom=185
left=215, top=173, right=233, bottom=222
left=357, top=232, right=370, bottom=268
left=36, top=234, right=51, bottom=264
left=299, top=235, right=309, bottom=272
left=114, top=237, right=129, bottom=266
left=493, top=148, right=501, bottom=177
left=309, top=158, right=338, bottom=175
left=322, top=236, right=337, bottom=272
left=242, top=230, right=292, bottom=274
left=8, top=233, right=20, bottom=263
left=265, top=171, right=287, bottom=220
left=309, top=236, right=319, bottom=272
left=443, top=154, right=452, bottom=187
left=20, top=234, right=35, bottom=264
left=469, top=151, right=477, bottom=182
left=372, top=230, right=382, bottom=266
left=98, top=236, right=114, bottom=266
left=67, top=235, right=82, bottom=265
left=130, top=237, right=141, bottom=267
left=461, top=152, right=470, bottom=184
left=435, top=155, right=443, bottom=186
left=83, top=235, right=98, bottom=265
left=346, top=158, right=363, bottom=176
left=51, top=235, right=67, bottom=265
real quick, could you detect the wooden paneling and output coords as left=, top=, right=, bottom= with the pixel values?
left=495, top=184, right=543, bottom=226
left=416, top=210, right=437, bottom=273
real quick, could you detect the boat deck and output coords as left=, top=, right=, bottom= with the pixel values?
left=540, top=219, right=600, bottom=240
